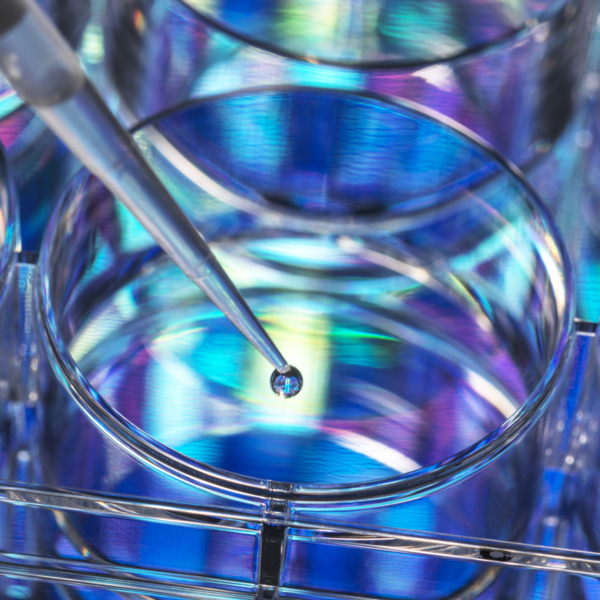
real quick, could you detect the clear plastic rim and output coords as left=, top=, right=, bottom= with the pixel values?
left=37, top=86, right=575, bottom=507
left=172, top=0, right=571, bottom=69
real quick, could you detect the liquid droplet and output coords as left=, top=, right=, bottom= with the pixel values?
left=270, top=365, right=303, bottom=398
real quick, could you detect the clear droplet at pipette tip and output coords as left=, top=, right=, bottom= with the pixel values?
left=270, top=365, right=303, bottom=398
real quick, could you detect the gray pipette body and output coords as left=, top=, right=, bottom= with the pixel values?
left=0, top=0, right=290, bottom=373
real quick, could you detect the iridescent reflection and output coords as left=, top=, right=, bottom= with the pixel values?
left=182, top=0, right=568, bottom=64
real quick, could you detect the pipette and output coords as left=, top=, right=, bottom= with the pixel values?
left=0, top=0, right=303, bottom=396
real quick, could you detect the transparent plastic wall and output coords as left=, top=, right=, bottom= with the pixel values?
left=0, top=144, right=20, bottom=405
left=522, top=15, right=600, bottom=322
left=103, top=0, right=596, bottom=171
left=0, top=142, right=37, bottom=600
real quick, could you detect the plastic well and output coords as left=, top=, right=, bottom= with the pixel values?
left=35, top=88, right=574, bottom=599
